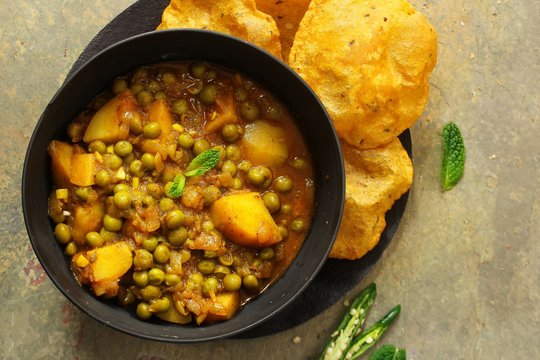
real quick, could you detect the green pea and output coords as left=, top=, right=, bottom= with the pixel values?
left=243, top=274, right=259, bottom=289
left=205, top=70, right=217, bottom=80
left=146, top=183, right=163, bottom=199
left=221, top=124, right=243, bottom=143
left=193, top=138, right=210, bottom=155
left=232, top=178, right=243, bottom=190
left=262, top=192, right=281, bottom=213
left=203, top=186, right=221, bottom=206
left=94, top=170, right=110, bottom=187
left=203, top=250, right=217, bottom=259
left=237, top=160, right=252, bottom=172
left=159, top=198, right=175, bottom=212
left=252, top=257, right=263, bottom=268
left=223, top=273, right=242, bottom=291
left=129, top=160, right=145, bottom=177
left=162, top=71, right=176, bottom=85
left=131, top=83, right=144, bottom=95
left=113, top=191, right=131, bottom=210
left=240, top=101, right=260, bottom=121
left=248, top=166, right=273, bottom=187
left=142, top=236, right=159, bottom=252
left=141, top=153, right=155, bottom=170
left=54, top=223, right=71, bottom=244
left=133, top=67, right=149, bottom=81
left=264, top=103, right=281, bottom=120
left=134, top=249, right=154, bottom=270
left=123, top=152, right=135, bottom=165
left=197, top=259, right=216, bottom=275
left=259, top=247, right=275, bottom=260
left=190, top=272, right=204, bottom=285
left=65, top=242, right=77, bottom=256
left=165, top=273, right=181, bottom=286
left=290, top=218, right=305, bottom=232
left=113, top=183, right=130, bottom=194
left=291, top=157, right=307, bottom=170
left=278, top=225, right=288, bottom=238
left=128, top=112, right=143, bottom=135
left=173, top=99, right=189, bottom=116
left=103, top=214, right=122, bottom=232
left=137, top=90, right=153, bottom=106
left=106, top=154, right=123, bottom=170
left=203, top=277, right=218, bottom=295
left=281, top=203, right=292, bottom=214
left=143, top=122, right=161, bottom=139
left=88, top=140, right=106, bottom=154
left=168, top=227, right=188, bottom=246
left=99, top=227, right=116, bottom=242
left=111, top=78, right=128, bottom=95
left=153, top=244, right=170, bottom=264
left=66, top=122, right=83, bottom=141
left=148, top=268, right=166, bottom=285
left=85, top=231, right=104, bottom=247
left=136, top=302, right=152, bottom=320
left=225, top=145, right=242, bottom=162
left=117, top=288, right=135, bottom=306
left=213, top=265, right=231, bottom=279
left=187, top=80, right=203, bottom=95
left=133, top=271, right=149, bottom=287
left=235, top=88, right=248, bottom=102
left=166, top=209, right=184, bottom=229
left=219, top=252, right=234, bottom=266
left=147, top=80, right=161, bottom=93
left=274, top=175, right=293, bottom=192
left=199, top=84, right=217, bottom=105
left=154, top=91, right=167, bottom=101
left=114, top=141, right=133, bottom=157
left=149, top=297, right=170, bottom=313
left=179, top=249, right=191, bottom=263
left=178, top=132, right=194, bottom=148
left=75, top=187, right=92, bottom=202
left=140, top=285, right=161, bottom=301
left=201, top=220, right=214, bottom=232
left=190, top=62, right=207, bottom=78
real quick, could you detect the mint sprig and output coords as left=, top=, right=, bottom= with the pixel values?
left=184, top=149, right=221, bottom=177
left=167, top=174, right=186, bottom=198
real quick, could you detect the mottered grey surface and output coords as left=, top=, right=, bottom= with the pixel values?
left=1, top=0, right=538, bottom=359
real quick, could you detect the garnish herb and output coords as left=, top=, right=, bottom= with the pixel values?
left=369, top=345, right=406, bottom=360
left=185, top=149, right=221, bottom=177
left=440, top=122, right=465, bottom=191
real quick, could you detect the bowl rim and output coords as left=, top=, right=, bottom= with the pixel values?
left=22, top=29, right=345, bottom=342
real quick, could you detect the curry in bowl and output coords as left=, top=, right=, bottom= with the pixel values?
left=47, top=60, right=314, bottom=325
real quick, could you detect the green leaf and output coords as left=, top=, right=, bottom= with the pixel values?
left=369, top=345, right=407, bottom=360
left=185, top=149, right=221, bottom=177
left=441, top=122, right=465, bottom=191
left=167, top=174, right=186, bottom=198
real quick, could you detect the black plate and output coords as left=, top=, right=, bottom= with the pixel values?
left=67, top=0, right=411, bottom=338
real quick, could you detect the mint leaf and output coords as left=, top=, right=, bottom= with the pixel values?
left=185, top=149, right=221, bottom=177
left=441, top=122, right=465, bottom=191
left=369, top=345, right=406, bottom=360
left=168, top=174, right=186, bottom=198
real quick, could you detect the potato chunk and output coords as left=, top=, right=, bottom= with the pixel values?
left=82, top=91, right=135, bottom=144
left=88, top=241, right=133, bottom=283
left=210, top=192, right=282, bottom=247
left=48, top=140, right=73, bottom=188
left=147, top=99, right=173, bottom=136
left=204, top=292, right=240, bottom=323
left=70, top=154, right=96, bottom=186
left=204, top=93, right=238, bottom=133
left=71, top=202, right=104, bottom=244
left=241, top=120, right=289, bottom=166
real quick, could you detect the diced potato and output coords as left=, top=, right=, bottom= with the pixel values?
left=48, top=140, right=73, bottom=188
left=147, top=99, right=173, bottom=136
left=204, top=93, right=238, bottom=133
left=88, top=241, right=132, bottom=282
left=241, top=120, right=289, bottom=166
left=71, top=202, right=105, bottom=244
left=70, top=154, right=96, bottom=186
left=156, top=302, right=193, bottom=324
left=82, top=91, right=135, bottom=144
left=204, top=292, right=240, bottom=323
left=210, top=192, right=282, bottom=247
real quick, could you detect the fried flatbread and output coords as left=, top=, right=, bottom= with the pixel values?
left=158, top=0, right=282, bottom=59
left=330, top=138, right=413, bottom=259
left=255, top=0, right=311, bottom=60
left=289, top=0, right=437, bottom=149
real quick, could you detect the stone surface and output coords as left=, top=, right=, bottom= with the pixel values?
left=1, top=0, right=538, bottom=359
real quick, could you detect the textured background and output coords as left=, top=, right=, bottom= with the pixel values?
left=1, top=0, right=539, bottom=359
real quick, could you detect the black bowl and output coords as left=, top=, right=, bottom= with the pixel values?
left=22, top=29, right=345, bottom=342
